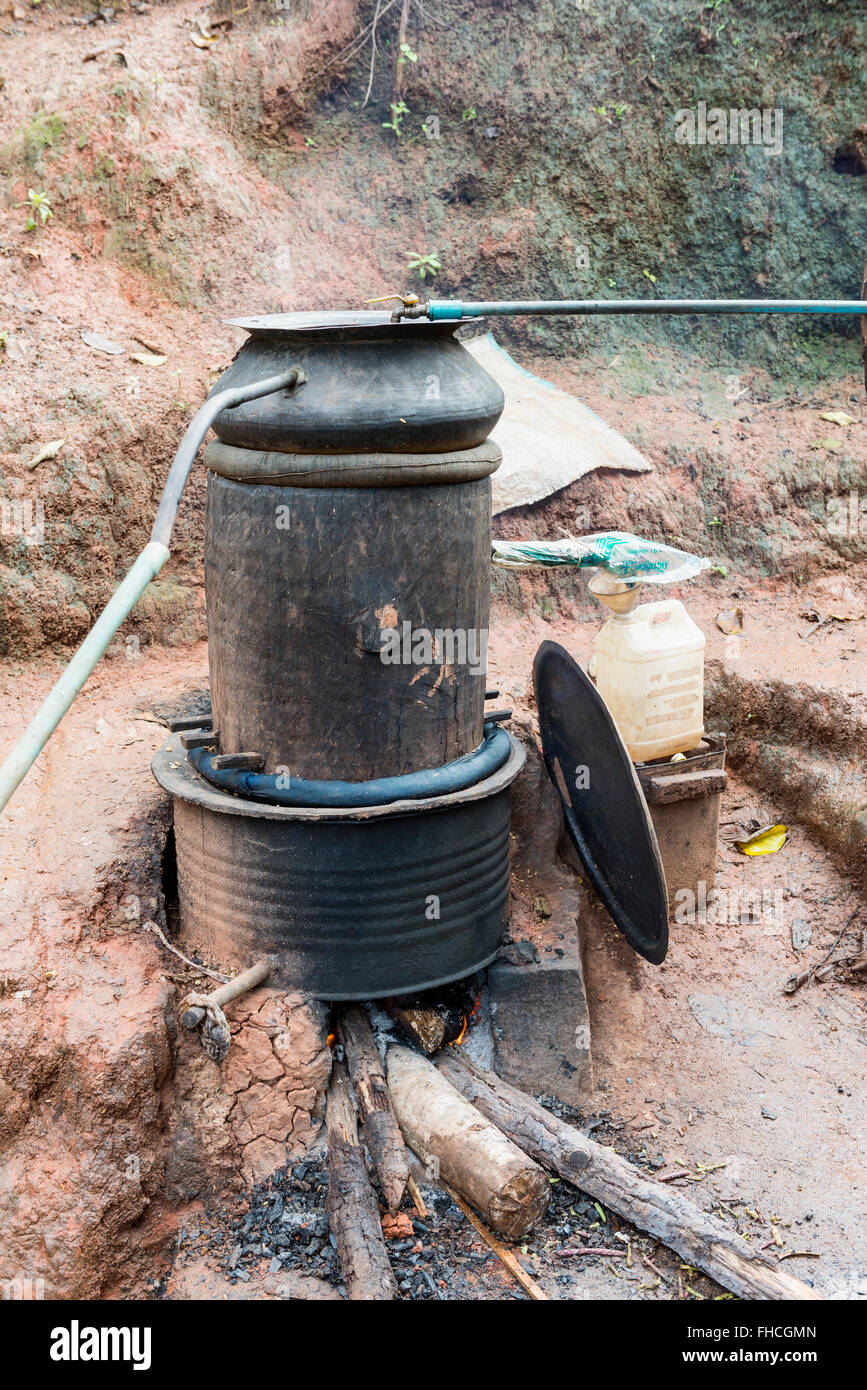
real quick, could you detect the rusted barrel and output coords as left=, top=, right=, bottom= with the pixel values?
left=153, top=731, right=526, bottom=999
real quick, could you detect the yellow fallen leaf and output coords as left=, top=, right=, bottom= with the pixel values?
left=26, top=438, right=65, bottom=470
left=735, top=823, right=789, bottom=856
left=818, top=411, right=856, bottom=427
left=130, top=351, right=167, bottom=366
left=716, top=606, right=744, bottom=635
left=811, top=436, right=842, bottom=452
left=190, top=31, right=216, bottom=46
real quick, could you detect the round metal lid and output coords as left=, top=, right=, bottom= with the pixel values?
left=533, top=639, right=669, bottom=964
left=224, top=311, right=473, bottom=339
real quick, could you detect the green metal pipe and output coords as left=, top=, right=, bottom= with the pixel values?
left=426, top=297, right=867, bottom=320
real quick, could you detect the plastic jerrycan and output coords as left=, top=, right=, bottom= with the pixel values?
left=589, top=575, right=706, bottom=761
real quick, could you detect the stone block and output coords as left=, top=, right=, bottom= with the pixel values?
left=488, top=934, right=593, bottom=1105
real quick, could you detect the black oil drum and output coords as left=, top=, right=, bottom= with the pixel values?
left=154, top=731, right=526, bottom=1000
left=204, top=469, right=496, bottom=780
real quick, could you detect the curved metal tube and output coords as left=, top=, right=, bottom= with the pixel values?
left=188, top=722, right=512, bottom=808
left=151, top=367, right=301, bottom=547
left=0, top=367, right=302, bottom=813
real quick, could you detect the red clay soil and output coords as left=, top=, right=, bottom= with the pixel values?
left=1, top=0, right=866, bottom=1302
left=0, top=644, right=331, bottom=1299
left=2, top=589, right=865, bottom=1299
left=486, top=582, right=866, bottom=1300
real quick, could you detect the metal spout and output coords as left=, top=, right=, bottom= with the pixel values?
left=588, top=572, right=642, bottom=617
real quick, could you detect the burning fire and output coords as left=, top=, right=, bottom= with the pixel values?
left=449, top=993, right=481, bottom=1048
left=386, top=984, right=482, bottom=1053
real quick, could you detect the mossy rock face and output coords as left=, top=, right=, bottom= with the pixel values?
left=2, top=0, right=865, bottom=660
left=7, top=2, right=865, bottom=377
left=19, top=111, right=67, bottom=171
left=209, top=0, right=863, bottom=383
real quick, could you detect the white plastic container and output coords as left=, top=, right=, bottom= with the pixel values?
left=593, top=596, right=706, bottom=761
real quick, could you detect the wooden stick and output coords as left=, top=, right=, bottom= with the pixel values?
left=337, top=1006, right=409, bottom=1213
left=438, top=1053, right=823, bottom=1302
left=326, top=1057, right=397, bottom=1301
left=442, top=1182, right=550, bottom=1301
left=144, top=919, right=228, bottom=985
left=406, top=1174, right=428, bottom=1220
left=210, top=752, right=265, bottom=772
left=386, top=1044, right=549, bottom=1240
left=180, top=956, right=272, bottom=1029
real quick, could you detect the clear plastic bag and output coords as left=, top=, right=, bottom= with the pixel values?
left=491, top=531, right=710, bottom=584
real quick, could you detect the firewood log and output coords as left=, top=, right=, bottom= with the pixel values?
left=326, top=1057, right=397, bottom=1301
left=438, top=1053, right=823, bottom=1302
left=337, top=1006, right=409, bottom=1213
left=385, top=1044, right=549, bottom=1240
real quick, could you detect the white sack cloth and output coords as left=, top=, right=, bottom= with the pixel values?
left=464, top=333, right=653, bottom=514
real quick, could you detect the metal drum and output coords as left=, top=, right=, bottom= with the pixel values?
left=154, top=310, right=526, bottom=999
left=204, top=469, right=498, bottom=780
left=154, top=731, right=525, bottom=1000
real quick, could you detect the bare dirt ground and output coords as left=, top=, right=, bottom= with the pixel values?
left=1, top=0, right=865, bottom=1302
left=487, top=590, right=866, bottom=1300
left=1, top=566, right=864, bottom=1298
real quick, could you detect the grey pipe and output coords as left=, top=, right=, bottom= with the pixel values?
left=0, top=366, right=302, bottom=813
left=151, top=367, right=301, bottom=547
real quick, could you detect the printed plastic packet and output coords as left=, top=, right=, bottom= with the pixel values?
left=491, top=531, right=710, bottom=584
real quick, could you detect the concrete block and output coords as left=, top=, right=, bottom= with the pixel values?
left=488, top=935, right=593, bottom=1106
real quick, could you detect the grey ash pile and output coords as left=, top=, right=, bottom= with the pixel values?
left=217, top=1154, right=511, bottom=1299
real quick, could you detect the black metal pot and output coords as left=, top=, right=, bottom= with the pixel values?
left=209, top=311, right=505, bottom=454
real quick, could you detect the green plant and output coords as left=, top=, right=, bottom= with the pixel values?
left=462, top=106, right=477, bottom=122
left=404, top=249, right=441, bottom=281
left=596, top=102, right=628, bottom=122
left=24, top=188, right=53, bottom=232
left=383, top=100, right=409, bottom=136
left=17, top=110, right=65, bottom=169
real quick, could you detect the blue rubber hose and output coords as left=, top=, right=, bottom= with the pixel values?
left=188, top=721, right=512, bottom=808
